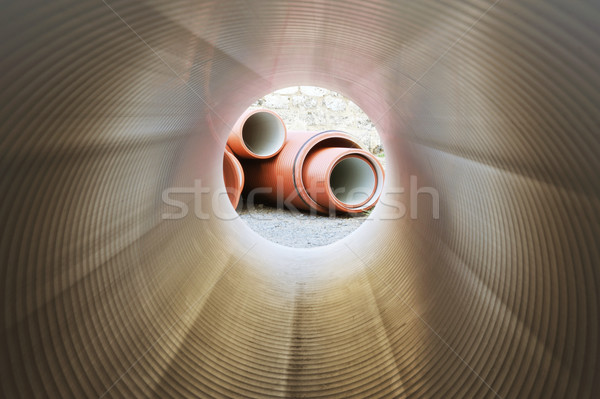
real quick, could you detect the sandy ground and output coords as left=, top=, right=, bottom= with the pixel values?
left=237, top=203, right=368, bottom=248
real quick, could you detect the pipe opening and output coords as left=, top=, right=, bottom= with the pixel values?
left=237, top=86, right=385, bottom=248
left=242, top=112, right=286, bottom=157
left=3, top=3, right=599, bottom=398
left=330, top=156, right=377, bottom=206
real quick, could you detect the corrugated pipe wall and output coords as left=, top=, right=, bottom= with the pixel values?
left=1, top=1, right=599, bottom=398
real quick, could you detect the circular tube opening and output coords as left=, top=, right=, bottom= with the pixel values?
left=329, top=156, right=377, bottom=206
left=242, top=112, right=286, bottom=157
left=237, top=86, right=385, bottom=248
left=3, top=4, right=597, bottom=398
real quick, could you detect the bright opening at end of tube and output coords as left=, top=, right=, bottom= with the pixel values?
left=330, top=157, right=377, bottom=206
left=236, top=86, right=385, bottom=248
left=242, top=112, right=286, bottom=157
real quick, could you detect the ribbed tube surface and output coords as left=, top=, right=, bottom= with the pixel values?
left=1, top=1, right=599, bottom=398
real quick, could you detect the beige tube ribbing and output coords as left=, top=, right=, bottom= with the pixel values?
left=0, top=1, right=598, bottom=398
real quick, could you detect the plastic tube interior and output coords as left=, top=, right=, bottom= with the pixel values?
left=1, top=1, right=598, bottom=398
left=329, top=156, right=377, bottom=206
left=242, top=112, right=287, bottom=157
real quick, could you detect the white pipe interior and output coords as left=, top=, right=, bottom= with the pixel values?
left=329, top=156, right=377, bottom=206
left=242, top=112, right=286, bottom=156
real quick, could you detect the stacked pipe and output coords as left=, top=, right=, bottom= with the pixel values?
left=223, top=109, right=287, bottom=209
left=224, top=109, right=385, bottom=214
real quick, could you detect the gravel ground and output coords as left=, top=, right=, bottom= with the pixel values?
left=238, top=204, right=368, bottom=248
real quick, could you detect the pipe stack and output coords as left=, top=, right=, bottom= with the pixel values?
left=223, top=109, right=385, bottom=214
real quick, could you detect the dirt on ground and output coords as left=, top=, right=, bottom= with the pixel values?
left=237, top=203, right=368, bottom=248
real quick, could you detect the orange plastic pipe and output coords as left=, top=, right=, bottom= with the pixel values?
left=226, top=109, right=287, bottom=159
left=223, top=147, right=245, bottom=209
left=302, top=147, right=383, bottom=213
left=243, top=130, right=382, bottom=214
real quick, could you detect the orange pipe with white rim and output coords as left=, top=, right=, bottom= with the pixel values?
left=302, top=147, right=383, bottom=213
left=226, top=109, right=287, bottom=159
left=242, top=130, right=384, bottom=214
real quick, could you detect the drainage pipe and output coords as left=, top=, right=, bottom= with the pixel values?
left=302, top=147, right=383, bottom=213
left=0, top=1, right=598, bottom=398
left=223, top=147, right=244, bottom=209
left=226, top=109, right=287, bottom=159
left=242, top=130, right=366, bottom=213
